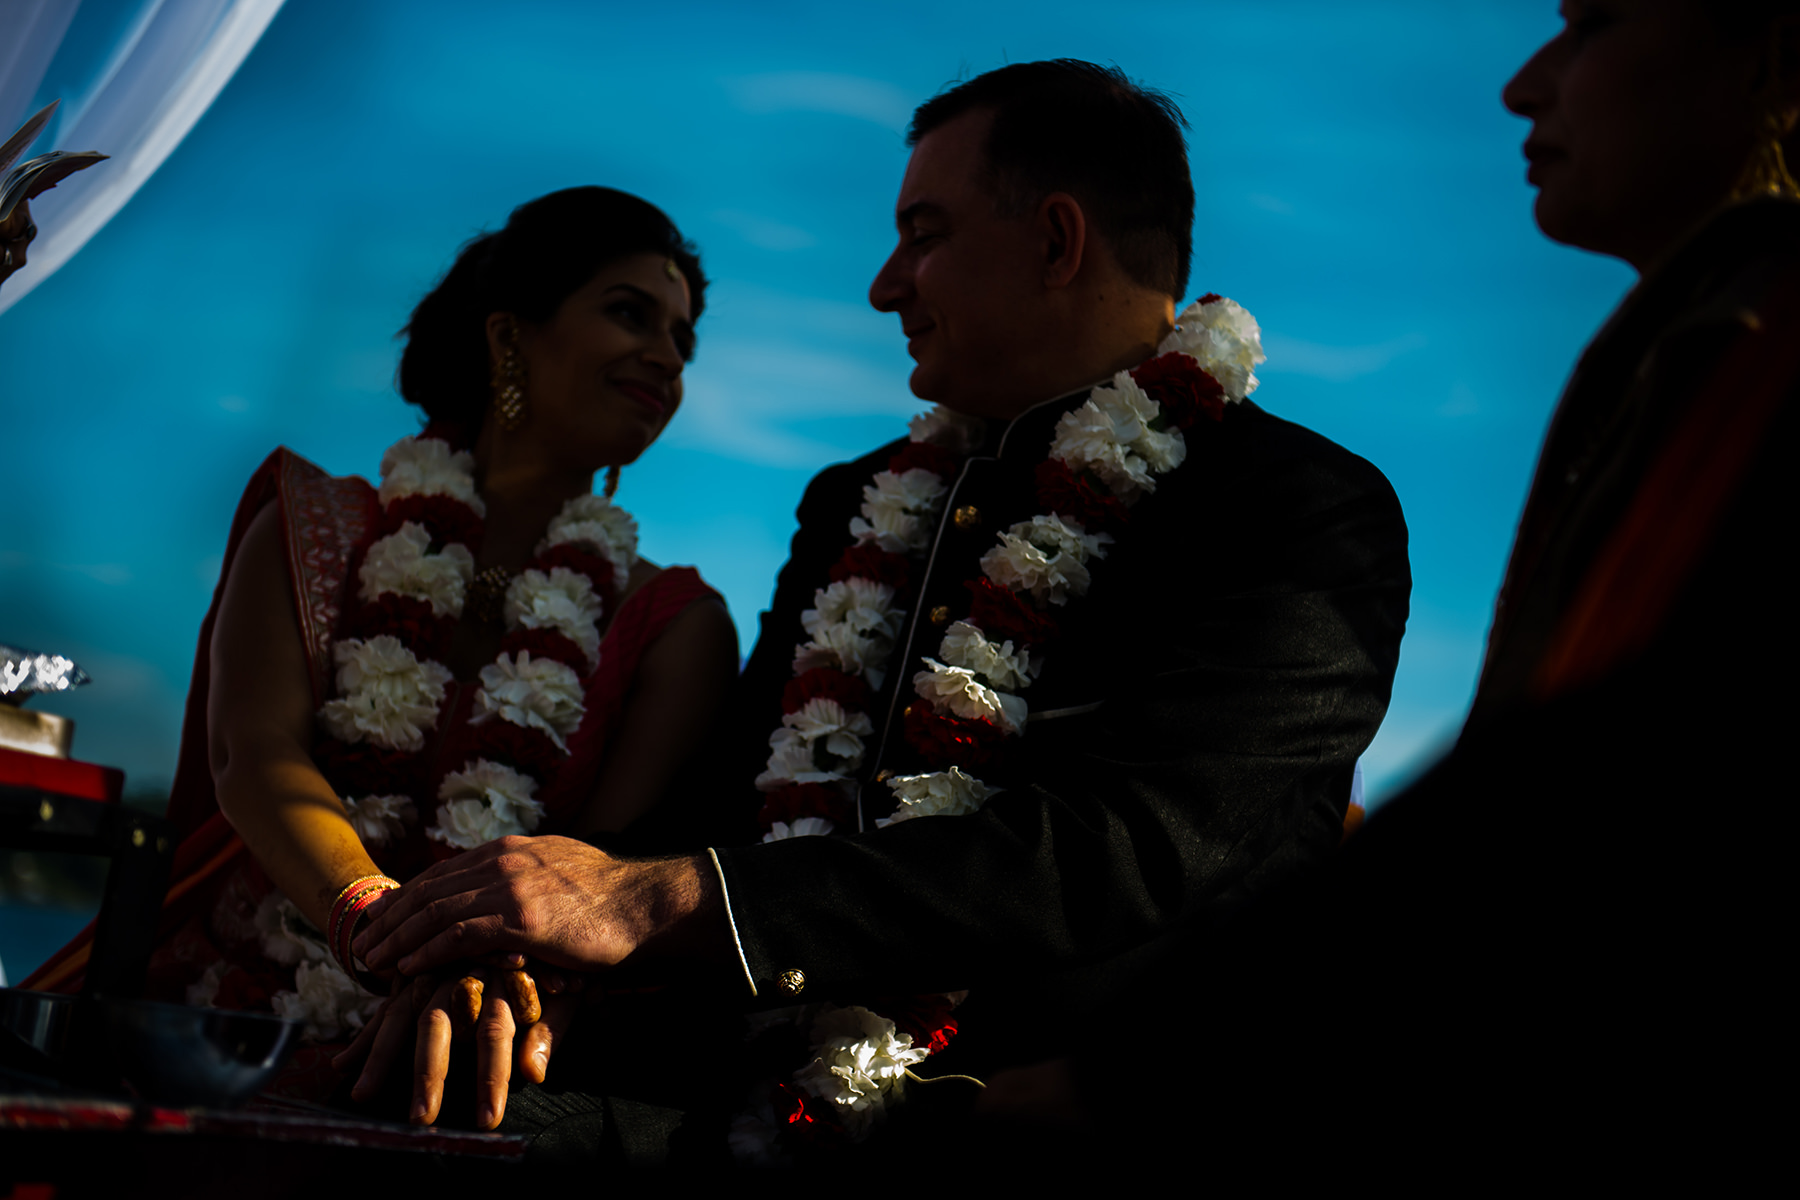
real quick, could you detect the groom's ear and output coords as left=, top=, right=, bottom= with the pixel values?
left=1036, top=192, right=1089, bottom=290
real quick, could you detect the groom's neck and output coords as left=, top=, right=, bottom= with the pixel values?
left=985, top=275, right=1177, bottom=422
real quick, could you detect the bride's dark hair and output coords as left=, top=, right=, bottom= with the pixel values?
left=398, top=187, right=707, bottom=427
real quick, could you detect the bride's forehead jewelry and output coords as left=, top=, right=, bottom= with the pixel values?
left=664, top=258, right=681, bottom=282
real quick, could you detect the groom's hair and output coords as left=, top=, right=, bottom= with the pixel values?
left=909, top=60, right=1194, bottom=300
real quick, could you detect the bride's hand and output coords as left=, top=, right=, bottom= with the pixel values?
left=333, top=959, right=582, bottom=1128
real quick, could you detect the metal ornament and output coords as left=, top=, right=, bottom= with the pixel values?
left=663, top=257, right=681, bottom=282
left=1731, top=107, right=1800, bottom=203
left=491, top=319, right=528, bottom=432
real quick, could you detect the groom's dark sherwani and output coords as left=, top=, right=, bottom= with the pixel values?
left=704, top=387, right=1411, bottom=1056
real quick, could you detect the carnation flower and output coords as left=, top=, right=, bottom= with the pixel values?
left=503, top=567, right=604, bottom=672
left=342, top=792, right=416, bottom=847
left=1049, top=375, right=1174, bottom=499
left=803, top=578, right=901, bottom=642
left=964, top=578, right=1061, bottom=647
left=1033, top=459, right=1131, bottom=531
left=428, top=758, right=546, bottom=849
left=902, top=699, right=1009, bottom=768
left=358, top=521, right=475, bottom=616
left=784, top=697, right=875, bottom=766
left=1159, top=296, right=1264, bottom=402
left=540, top=494, right=638, bottom=596
left=272, top=959, right=383, bottom=1041
left=792, top=624, right=892, bottom=691
left=378, top=436, right=485, bottom=516
left=938, top=620, right=1038, bottom=692
left=379, top=493, right=485, bottom=548
left=907, top=405, right=987, bottom=454
left=347, top=593, right=456, bottom=661
left=912, top=659, right=1027, bottom=733
left=756, top=726, right=847, bottom=790
left=783, top=667, right=872, bottom=715
left=876, top=766, right=997, bottom=826
left=828, top=543, right=911, bottom=591
left=849, top=470, right=949, bottom=555
left=472, top=651, right=586, bottom=751
left=793, top=1005, right=931, bottom=1137
left=758, top=781, right=855, bottom=830
left=763, top=817, right=837, bottom=842
left=318, top=636, right=452, bottom=753
left=1131, top=351, right=1227, bottom=428
left=980, top=515, right=1112, bottom=606
left=886, top=440, right=962, bottom=480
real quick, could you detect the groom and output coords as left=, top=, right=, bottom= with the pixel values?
left=357, top=60, right=1411, bottom=1152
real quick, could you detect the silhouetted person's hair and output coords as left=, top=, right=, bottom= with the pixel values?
left=398, top=187, right=706, bottom=428
left=909, top=60, right=1194, bottom=299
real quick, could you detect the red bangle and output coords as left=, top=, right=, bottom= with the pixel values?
left=328, top=874, right=398, bottom=985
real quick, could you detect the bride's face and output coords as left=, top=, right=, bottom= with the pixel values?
left=497, top=252, right=694, bottom=472
left=1503, top=0, right=1765, bottom=269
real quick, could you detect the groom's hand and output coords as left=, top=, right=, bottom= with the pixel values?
left=352, top=836, right=725, bottom=977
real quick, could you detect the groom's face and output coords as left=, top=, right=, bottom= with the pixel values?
left=869, top=109, right=1045, bottom=418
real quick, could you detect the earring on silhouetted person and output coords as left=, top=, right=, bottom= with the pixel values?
left=492, top=317, right=528, bottom=432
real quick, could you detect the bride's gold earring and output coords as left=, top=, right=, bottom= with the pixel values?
left=492, top=318, right=528, bottom=432
left=604, top=465, right=621, bottom=499
left=1732, top=107, right=1800, bottom=202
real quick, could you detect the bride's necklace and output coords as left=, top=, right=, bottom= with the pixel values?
left=313, top=433, right=640, bottom=853
left=730, top=295, right=1268, bottom=1162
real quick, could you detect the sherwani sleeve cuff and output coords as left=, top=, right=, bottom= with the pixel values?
left=706, top=846, right=758, bottom=997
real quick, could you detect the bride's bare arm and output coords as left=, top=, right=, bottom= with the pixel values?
left=568, top=588, right=738, bottom=837
left=208, top=503, right=381, bottom=933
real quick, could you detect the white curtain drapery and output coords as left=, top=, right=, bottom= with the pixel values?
left=0, top=0, right=285, bottom=314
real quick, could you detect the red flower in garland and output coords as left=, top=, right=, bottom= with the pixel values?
left=767, top=1084, right=850, bottom=1149
left=1034, top=459, right=1131, bottom=532
left=1131, top=352, right=1227, bottom=430
left=312, top=737, right=424, bottom=797
left=758, top=782, right=855, bottom=831
left=347, top=592, right=456, bottom=661
left=965, top=578, right=1060, bottom=647
left=783, top=667, right=872, bottom=715
left=886, top=440, right=962, bottom=481
left=378, top=494, right=485, bottom=549
left=442, top=719, right=564, bottom=782
left=534, top=542, right=622, bottom=617
left=870, top=993, right=960, bottom=1056
left=501, top=626, right=591, bottom=676
left=829, top=543, right=911, bottom=592
left=903, top=698, right=1008, bottom=769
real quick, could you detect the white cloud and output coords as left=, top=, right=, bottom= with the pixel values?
left=671, top=338, right=920, bottom=468
left=721, top=72, right=912, bottom=131
left=1261, top=331, right=1427, bottom=383
left=711, top=209, right=817, bottom=252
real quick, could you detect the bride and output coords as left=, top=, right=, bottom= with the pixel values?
left=25, top=186, right=738, bottom=1109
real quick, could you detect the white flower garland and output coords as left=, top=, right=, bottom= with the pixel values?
left=734, top=295, right=1266, bottom=1156
left=318, top=434, right=640, bottom=853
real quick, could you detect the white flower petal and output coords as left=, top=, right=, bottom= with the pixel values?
left=377, top=436, right=485, bottom=516
left=907, top=405, right=987, bottom=454
left=539, top=493, right=638, bottom=595
left=428, top=758, right=546, bottom=849
left=471, top=652, right=586, bottom=751
left=1158, top=296, right=1265, bottom=402
left=318, top=636, right=451, bottom=752
left=357, top=522, right=475, bottom=617
left=503, top=567, right=605, bottom=672
left=876, top=767, right=997, bottom=826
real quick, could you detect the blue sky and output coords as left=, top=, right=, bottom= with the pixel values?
left=0, top=0, right=1632, bottom=805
